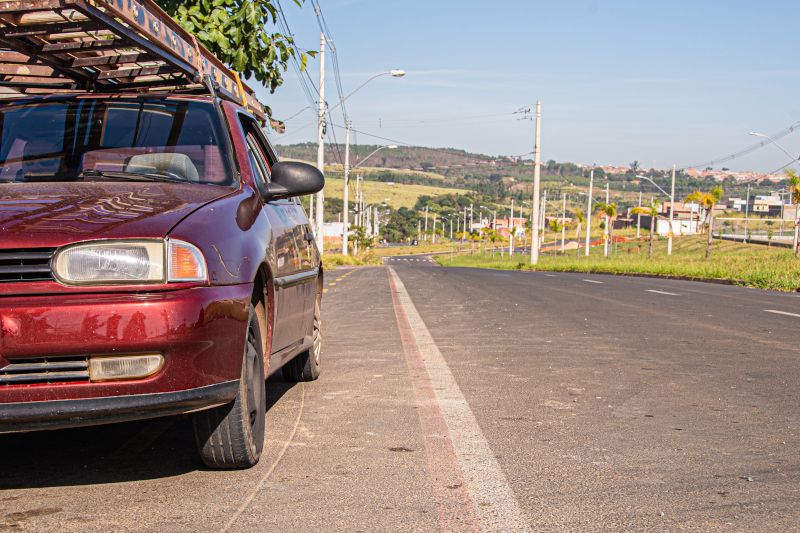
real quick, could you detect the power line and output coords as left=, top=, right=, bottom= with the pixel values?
left=679, top=121, right=800, bottom=170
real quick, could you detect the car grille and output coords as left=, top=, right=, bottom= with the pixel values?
left=0, top=248, right=56, bottom=283
left=0, top=356, right=90, bottom=385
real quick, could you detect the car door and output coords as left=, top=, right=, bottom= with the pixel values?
left=237, top=113, right=316, bottom=353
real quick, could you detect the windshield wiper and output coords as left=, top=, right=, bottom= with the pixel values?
left=21, top=170, right=190, bottom=183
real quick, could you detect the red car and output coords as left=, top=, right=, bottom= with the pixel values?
left=0, top=93, right=324, bottom=469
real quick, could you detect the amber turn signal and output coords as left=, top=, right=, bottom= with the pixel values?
left=168, top=239, right=207, bottom=282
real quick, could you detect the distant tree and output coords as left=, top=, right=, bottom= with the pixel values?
left=420, top=162, right=434, bottom=168
left=629, top=160, right=640, bottom=174
left=548, top=219, right=565, bottom=258
left=684, top=186, right=723, bottom=259
left=572, top=208, right=585, bottom=260
left=594, top=203, right=617, bottom=257
left=630, top=201, right=661, bottom=259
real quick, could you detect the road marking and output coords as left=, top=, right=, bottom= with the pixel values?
left=544, top=274, right=557, bottom=277
left=335, top=278, right=342, bottom=281
left=388, top=267, right=531, bottom=532
left=328, top=283, right=336, bottom=286
left=765, top=309, right=800, bottom=318
left=494, top=274, right=510, bottom=276
left=108, top=419, right=174, bottom=459
left=220, top=383, right=305, bottom=533
left=583, top=279, right=603, bottom=284
left=322, top=288, right=328, bottom=293
left=646, top=290, right=680, bottom=296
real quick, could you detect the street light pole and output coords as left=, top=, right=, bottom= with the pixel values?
left=342, top=121, right=350, bottom=255
left=585, top=170, right=593, bottom=256
left=531, top=101, right=542, bottom=264
left=668, top=164, right=675, bottom=255
left=315, top=32, right=325, bottom=254
left=637, top=191, right=641, bottom=239
left=743, top=184, right=751, bottom=243
left=561, top=192, right=566, bottom=253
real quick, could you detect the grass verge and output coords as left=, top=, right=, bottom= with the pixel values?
left=322, top=250, right=382, bottom=270
left=433, top=235, right=800, bottom=291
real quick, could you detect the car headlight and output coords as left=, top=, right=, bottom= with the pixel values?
left=53, top=241, right=165, bottom=285
left=53, top=239, right=207, bottom=285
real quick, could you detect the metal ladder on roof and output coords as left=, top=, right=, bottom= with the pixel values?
left=0, top=0, right=265, bottom=121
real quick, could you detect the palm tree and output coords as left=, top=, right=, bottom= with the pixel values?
left=549, top=219, right=564, bottom=259
left=572, top=208, right=585, bottom=260
left=786, top=168, right=800, bottom=256
left=630, top=201, right=661, bottom=259
left=486, top=229, right=499, bottom=259
left=684, top=186, right=723, bottom=259
left=595, top=203, right=617, bottom=257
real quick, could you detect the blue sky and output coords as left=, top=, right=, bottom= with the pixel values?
left=256, top=0, right=800, bottom=173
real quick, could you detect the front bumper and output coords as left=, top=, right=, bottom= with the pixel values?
left=0, top=284, right=252, bottom=425
left=0, top=380, right=239, bottom=433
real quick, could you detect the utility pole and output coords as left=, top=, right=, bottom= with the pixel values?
left=530, top=101, right=542, bottom=264
left=604, top=182, right=610, bottom=257
left=636, top=191, right=641, bottom=239
left=432, top=213, right=437, bottom=244
left=470, top=204, right=474, bottom=235
left=540, top=189, right=547, bottom=248
left=585, top=170, right=593, bottom=256
left=424, top=207, right=429, bottom=241
left=668, top=164, right=675, bottom=255
left=315, top=32, right=326, bottom=254
left=561, top=192, right=566, bottom=253
left=743, top=184, right=751, bottom=243
left=342, top=121, right=350, bottom=255
left=509, top=199, right=514, bottom=256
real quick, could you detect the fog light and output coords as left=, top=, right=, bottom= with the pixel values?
left=89, top=355, right=164, bottom=382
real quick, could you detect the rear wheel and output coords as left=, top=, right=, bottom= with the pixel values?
left=283, top=298, right=322, bottom=382
left=192, top=304, right=266, bottom=469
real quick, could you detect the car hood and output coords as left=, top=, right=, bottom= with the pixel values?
left=0, top=181, right=236, bottom=248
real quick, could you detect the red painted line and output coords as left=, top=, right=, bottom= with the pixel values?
left=387, top=270, right=479, bottom=533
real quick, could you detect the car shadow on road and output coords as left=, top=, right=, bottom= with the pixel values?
left=0, top=375, right=297, bottom=490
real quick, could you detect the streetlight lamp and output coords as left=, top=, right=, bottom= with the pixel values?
left=315, top=64, right=404, bottom=257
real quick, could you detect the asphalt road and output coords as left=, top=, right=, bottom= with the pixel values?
left=2, top=265, right=799, bottom=531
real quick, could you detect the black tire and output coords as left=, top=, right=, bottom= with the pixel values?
left=283, top=297, right=321, bottom=382
left=192, top=304, right=266, bottom=469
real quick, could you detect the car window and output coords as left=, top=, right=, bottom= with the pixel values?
left=0, top=99, right=234, bottom=184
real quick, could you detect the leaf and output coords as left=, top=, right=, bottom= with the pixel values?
left=233, top=47, right=246, bottom=72
left=299, top=52, right=307, bottom=72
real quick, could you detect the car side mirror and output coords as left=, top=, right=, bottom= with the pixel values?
left=259, top=161, right=324, bottom=202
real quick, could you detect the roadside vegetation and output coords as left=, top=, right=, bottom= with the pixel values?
left=433, top=234, right=800, bottom=292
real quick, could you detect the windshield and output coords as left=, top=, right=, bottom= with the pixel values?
left=0, top=98, right=234, bottom=185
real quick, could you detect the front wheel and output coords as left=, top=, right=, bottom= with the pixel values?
left=191, top=304, right=266, bottom=469
left=283, top=298, right=321, bottom=382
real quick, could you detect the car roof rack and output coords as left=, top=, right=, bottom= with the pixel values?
left=0, top=0, right=266, bottom=122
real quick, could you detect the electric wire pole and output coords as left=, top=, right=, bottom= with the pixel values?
left=530, top=101, right=542, bottom=264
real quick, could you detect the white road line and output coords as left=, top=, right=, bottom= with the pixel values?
left=646, top=290, right=680, bottom=296
left=583, top=279, right=603, bottom=284
left=544, top=274, right=557, bottom=277
left=389, top=268, right=531, bottom=532
left=765, top=309, right=800, bottom=318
